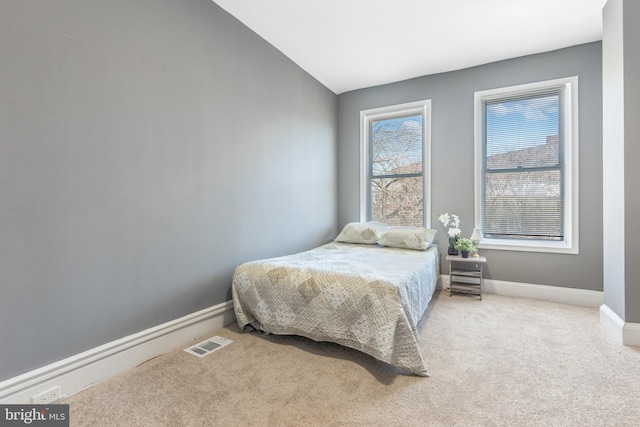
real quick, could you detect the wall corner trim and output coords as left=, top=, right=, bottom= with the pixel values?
left=0, top=300, right=236, bottom=404
left=600, top=304, right=640, bottom=347
left=600, top=304, right=625, bottom=344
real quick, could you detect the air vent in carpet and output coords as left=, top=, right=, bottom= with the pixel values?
left=184, top=336, right=233, bottom=358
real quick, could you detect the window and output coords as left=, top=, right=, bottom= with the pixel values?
left=474, top=77, right=578, bottom=253
left=360, top=100, right=431, bottom=227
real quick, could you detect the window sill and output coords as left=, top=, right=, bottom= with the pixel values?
left=479, top=239, right=578, bottom=255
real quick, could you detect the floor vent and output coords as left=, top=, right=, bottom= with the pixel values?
left=184, top=336, right=233, bottom=358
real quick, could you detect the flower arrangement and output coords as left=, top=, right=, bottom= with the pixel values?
left=438, top=213, right=461, bottom=251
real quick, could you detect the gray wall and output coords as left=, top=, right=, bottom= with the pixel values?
left=602, top=0, right=627, bottom=319
left=624, top=2, right=640, bottom=324
left=338, top=43, right=603, bottom=290
left=603, top=0, right=640, bottom=324
left=0, top=0, right=338, bottom=381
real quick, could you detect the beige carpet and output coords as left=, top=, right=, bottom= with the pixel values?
left=63, top=290, right=640, bottom=426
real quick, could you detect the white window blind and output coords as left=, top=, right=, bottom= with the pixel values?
left=474, top=77, right=578, bottom=253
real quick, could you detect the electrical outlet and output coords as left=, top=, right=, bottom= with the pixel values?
left=32, top=386, right=61, bottom=404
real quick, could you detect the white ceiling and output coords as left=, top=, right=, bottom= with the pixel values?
left=213, top=0, right=607, bottom=95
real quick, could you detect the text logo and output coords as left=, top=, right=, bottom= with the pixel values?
left=1, top=405, right=69, bottom=426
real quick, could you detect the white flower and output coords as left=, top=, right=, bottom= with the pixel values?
left=438, top=213, right=449, bottom=227
left=439, top=212, right=461, bottom=228
left=439, top=212, right=462, bottom=242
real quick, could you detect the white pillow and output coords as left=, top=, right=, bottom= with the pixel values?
left=335, top=221, right=388, bottom=244
left=378, top=226, right=437, bottom=251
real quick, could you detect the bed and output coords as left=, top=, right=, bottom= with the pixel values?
left=231, top=222, right=439, bottom=376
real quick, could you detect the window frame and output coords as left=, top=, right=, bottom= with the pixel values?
left=474, top=77, right=579, bottom=254
left=360, top=100, right=432, bottom=227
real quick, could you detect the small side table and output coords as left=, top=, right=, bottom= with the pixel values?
left=446, top=254, right=487, bottom=300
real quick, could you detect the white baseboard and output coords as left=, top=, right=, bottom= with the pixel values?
left=0, top=300, right=236, bottom=404
left=600, top=304, right=625, bottom=344
left=2, top=283, right=630, bottom=405
left=626, top=323, right=640, bottom=347
left=600, top=304, right=640, bottom=347
left=440, top=275, right=604, bottom=307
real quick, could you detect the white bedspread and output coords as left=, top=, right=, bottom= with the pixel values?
left=231, top=242, right=438, bottom=376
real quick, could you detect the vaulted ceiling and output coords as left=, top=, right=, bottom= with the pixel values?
left=214, top=0, right=607, bottom=94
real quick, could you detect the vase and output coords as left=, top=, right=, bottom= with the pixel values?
left=461, top=250, right=469, bottom=258
left=448, top=247, right=458, bottom=256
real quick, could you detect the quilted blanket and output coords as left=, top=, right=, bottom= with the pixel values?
left=232, top=242, right=438, bottom=376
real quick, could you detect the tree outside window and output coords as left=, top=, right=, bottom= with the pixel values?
left=360, top=101, right=431, bottom=228
left=370, top=114, right=423, bottom=226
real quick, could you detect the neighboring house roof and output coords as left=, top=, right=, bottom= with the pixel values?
left=487, top=136, right=559, bottom=170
